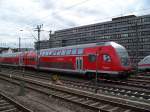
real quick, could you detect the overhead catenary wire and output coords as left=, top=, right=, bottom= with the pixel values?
left=15, top=2, right=150, bottom=38
left=1, top=1, right=150, bottom=48
left=22, top=6, right=150, bottom=49
left=15, top=0, right=92, bottom=44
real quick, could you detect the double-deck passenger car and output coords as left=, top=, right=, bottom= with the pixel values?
left=0, top=41, right=132, bottom=78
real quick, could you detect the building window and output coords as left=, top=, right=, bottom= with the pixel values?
left=144, top=17, right=150, bottom=22
left=121, top=33, right=128, bottom=37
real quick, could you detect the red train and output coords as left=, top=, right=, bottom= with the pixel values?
left=0, top=41, right=132, bottom=78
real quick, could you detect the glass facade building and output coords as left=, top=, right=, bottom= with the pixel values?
left=35, top=14, right=150, bottom=65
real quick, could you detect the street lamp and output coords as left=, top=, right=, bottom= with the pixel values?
left=19, top=30, right=23, bottom=52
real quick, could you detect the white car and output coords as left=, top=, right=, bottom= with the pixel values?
left=138, top=55, right=150, bottom=71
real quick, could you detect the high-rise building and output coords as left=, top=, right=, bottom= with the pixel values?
left=34, top=40, right=49, bottom=50
left=35, top=14, right=150, bottom=65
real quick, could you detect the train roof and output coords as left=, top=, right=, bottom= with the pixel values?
left=139, top=55, right=150, bottom=61
left=0, top=41, right=125, bottom=55
left=138, top=55, right=150, bottom=65
left=40, top=41, right=123, bottom=51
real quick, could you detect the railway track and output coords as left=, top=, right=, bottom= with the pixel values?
left=138, top=72, right=150, bottom=76
left=100, top=79, right=150, bottom=90
left=0, top=70, right=150, bottom=112
left=2, top=67, right=150, bottom=87
left=1, top=68, right=150, bottom=102
left=0, top=91, right=32, bottom=112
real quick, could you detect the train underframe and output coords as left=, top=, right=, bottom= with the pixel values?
left=0, top=64, right=132, bottom=80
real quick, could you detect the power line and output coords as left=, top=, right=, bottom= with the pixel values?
left=24, top=28, right=38, bottom=41
left=38, top=0, right=91, bottom=23
left=4, top=2, right=150, bottom=45
left=15, top=0, right=91, bottom=42
left=43, top=6, right=150, bottom=28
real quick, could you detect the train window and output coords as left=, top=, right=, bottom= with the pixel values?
left=45, top=51, right=49, bottom=56
left=59, top=50, right=62, bottom=55
left=56, top=50, right=61, bottom=55
left=48, top=51, right=52, bottom=55
left=47, top=51, right=50, bottom=56
left=56, top=51, right=58, bottom=55
left=61, top=50, right=66, bottom=55
left=43, top=52, right=45, bottom=56
left=72, top=48, right=77, bottom=55
left=53, top=51, right=57, bottom=55
left=103, top=54, right=111, bottom=62
left=51, top=51, right=54, bottom=55
left=66, top=49, right=71, bottom=55
left=42, top=52, right=45, bottom=56
left=42, top=52, right=44, bottom=56
left=88, top=54, right=96, bottom=62
left=43, top=52, right=46, bottom=56
left=77, top=48, right=83, bottom=55
left=40, top=52, right=42, bottom=56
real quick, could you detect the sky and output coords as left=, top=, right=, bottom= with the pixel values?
left=0, top=0, right=150, bottom=48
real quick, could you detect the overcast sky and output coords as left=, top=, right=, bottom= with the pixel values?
left=0, top=0, right=150, bottom=48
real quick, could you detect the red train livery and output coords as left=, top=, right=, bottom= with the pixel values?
left=0, top=41, right=132, bottom=78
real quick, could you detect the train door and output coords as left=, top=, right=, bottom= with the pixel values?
left=76, top=57, right=83, bottom=71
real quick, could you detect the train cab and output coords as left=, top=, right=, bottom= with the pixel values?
left=82, top=42, right=132, bottom=78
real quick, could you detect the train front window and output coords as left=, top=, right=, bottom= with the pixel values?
left=116, top=47, right=129, bottom=66
left=110, top=42, right=130, bottom=66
